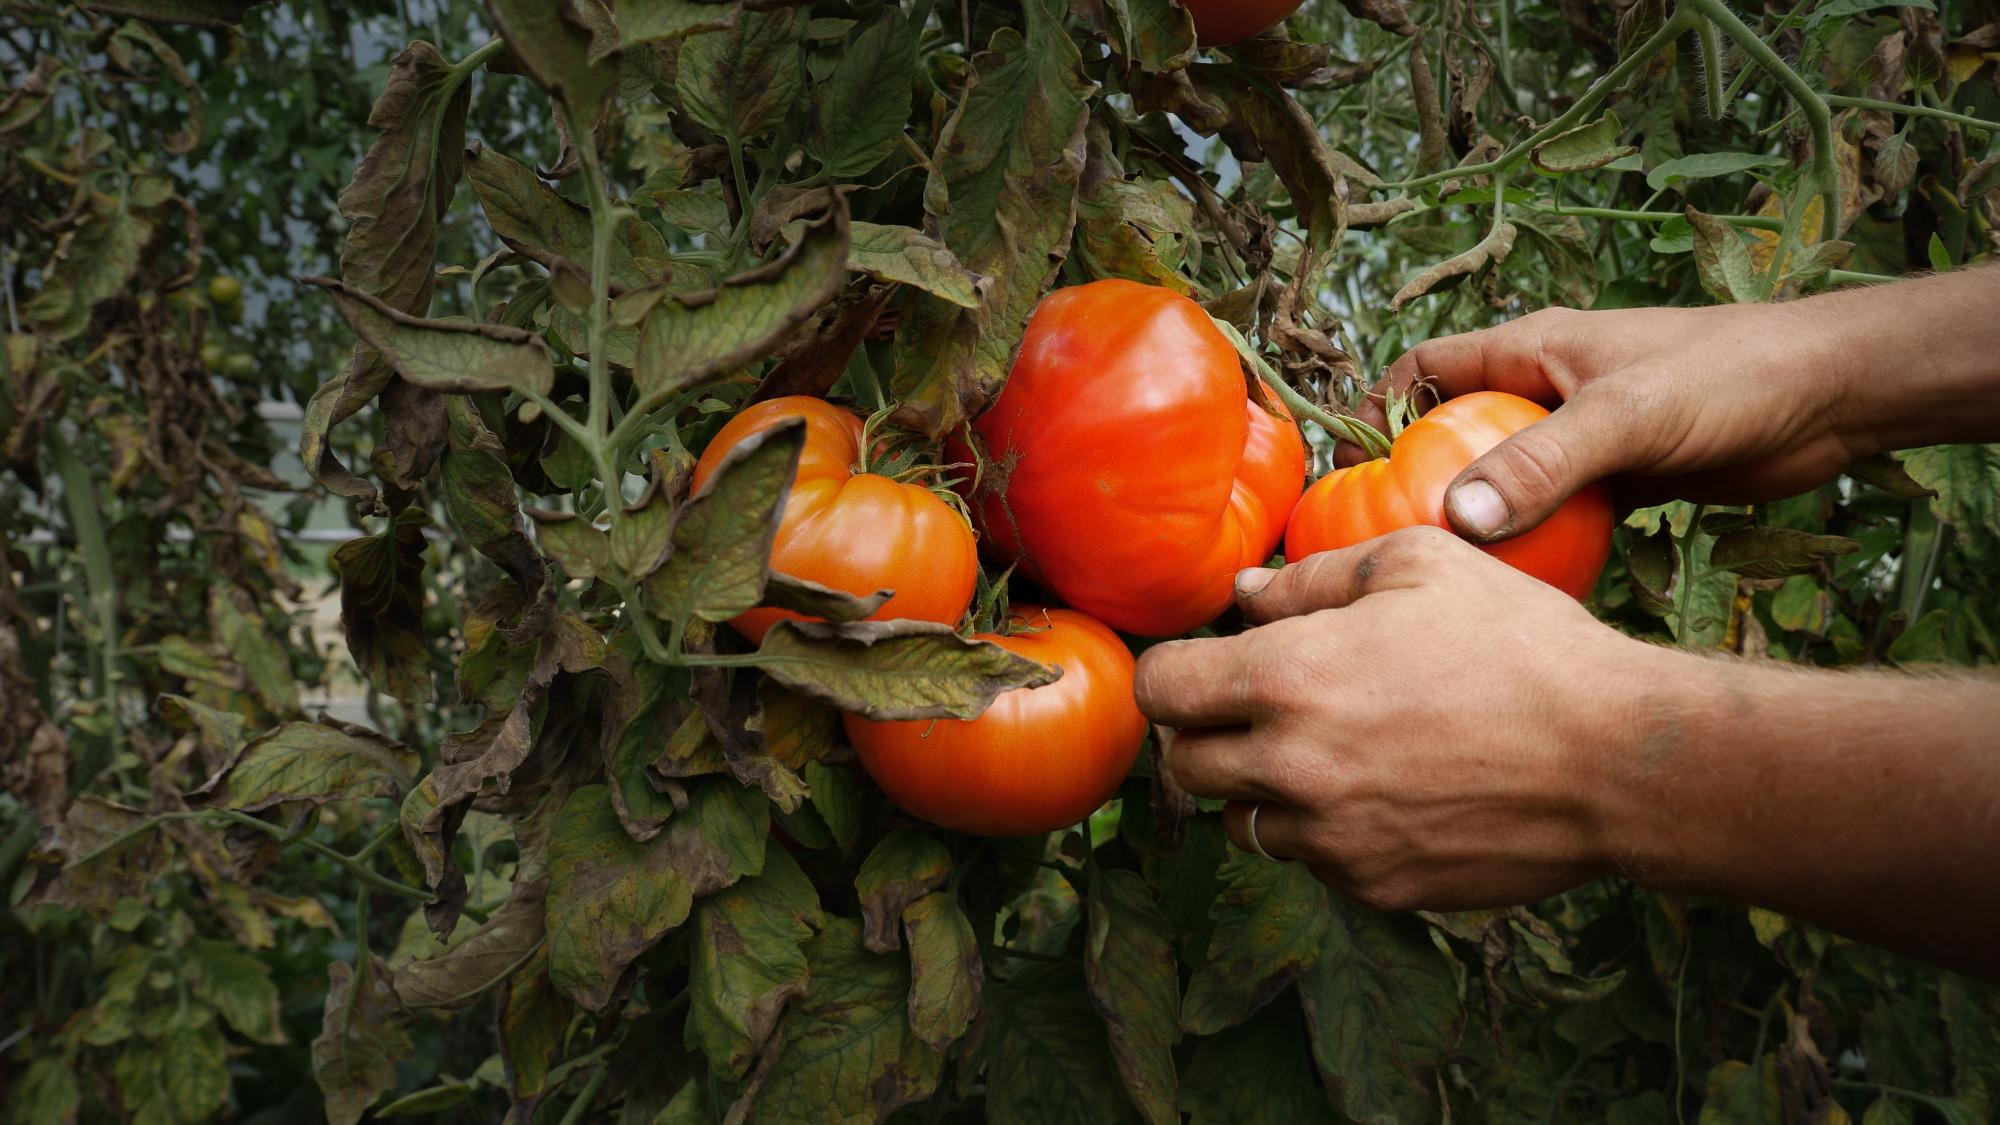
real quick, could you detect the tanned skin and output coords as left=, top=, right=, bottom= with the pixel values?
left=1136, top=266, right=2000, bottom=980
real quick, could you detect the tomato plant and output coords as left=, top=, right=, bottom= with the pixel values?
left=1288, top=391, right=1615, bottom=599
left=845, top=607, right=1145, bottom=836
left=692, top=396, right=979, bottom=642
left=959, top=280, right=1306, bottom=637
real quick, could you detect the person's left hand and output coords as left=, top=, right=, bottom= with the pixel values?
left=1133, top=525, right=1668, bottom=912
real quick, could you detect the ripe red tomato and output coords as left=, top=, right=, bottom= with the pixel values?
left=956, top=280, right=1306, bottom=637
left=1181, top=0, right=1308, bottom=45
left=843, top=607, right=1146, bottom=837
left=1285, top=391, right=1614, bottom=599
left=692, top=396, right=979, bottom=643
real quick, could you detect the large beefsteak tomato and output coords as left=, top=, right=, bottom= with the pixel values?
left=1182, top=0, right=1308, bottom=45
left=692, top=396, right=979, bottom=642
left=1286, top=391, right=1614, bottom=599
left=843, top=607, right=1146, bottom=837
left=957, top=280, right=1306, bottom=637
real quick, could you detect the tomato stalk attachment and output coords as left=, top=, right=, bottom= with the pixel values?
left=1211, top=316, right=1393, bottom=460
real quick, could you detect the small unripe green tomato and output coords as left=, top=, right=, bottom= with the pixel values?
left=200, top=343, right=226, bottom=371
left=223, top=352, right=256, bottom=379
left=208, top=274, right=243, bottom=305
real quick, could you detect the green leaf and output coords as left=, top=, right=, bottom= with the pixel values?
left=197, top=719, right=417, bottom=811
left=1807, top=0, right=1935, bottom=29
left=891, top=0, right=1092, bottom=436
left=1298, top=906, right=1463, bottom=1124
left=313, top=956, right=416, bottom=1125
left=1086, top=867, right=1182, bottom=1125
left=806, top=761, right=862, bottom=854
left=9, top=1056, right=80, bottom=1124
left=1698, top=1058, right=1782, bottom=1123
left=1183, top=851, right=1331, bottom=1034
left=1889, top=607, right=1949, bottom=665
left=687, top=846, right=821, bottom=1077
left=853, top=827, right=953, bottom=951
left=632, top=199, right=849, bottom=398
left=158, top=693, right=248, bottom=759
left=1099, top=0, right=1198, bottom=72
left=209, top=585, right=299, bottom=716
left=806, top=9, right=917, bottom=178
left=753, top=618, right=1060, bottom=721
left=1530, top=110, right=1638, bottom=173
left=443, top=398, right=554, bottom=642
left=1076, top=171, right=1200, bottom=294
left=902, top=891, right=983, bottom=1050
left=676, top=8, right=803, bottom=142
left=330, top=508, right=433, bottom=702
left=740, top=918, right=944, bottom=1121
left=1686, top=208, right=1770, bottom=303
left=983, top=962, right=1143, bottom=1125
left=1646, top=151, right=1787, bottom=191
left=394, top=879, right=548, bottom=1011
left=82, top=0, right=267, bottom=24
left=527, top=509, right=612, bottom=582
left=307, top=277, right=556, bottom=398
left=1846, top=452, right=1936, bottom=501
left=486, top=0, right=614, bottom=110
left=643, top=418, right=806, bottom=624
left=545, top=782, right=766, bottom=1010
left=1771, top=575, right=1829, bottom=635
left=603, top=659, right=687, bottom=841
left=26, top=189, right=154, bottom=341
left=187, top=939, right=285, bottom=1044
left=1708, top=528, right=1861, bottom=579
left=1182, top=1000, right=1336, bottom=1125
left=498, top=949, right=568, bottom=1107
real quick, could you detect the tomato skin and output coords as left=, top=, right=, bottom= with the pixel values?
left=958, top=280, right=1306, bottom=637
left=1180, top=0, right=1308, bottom=45
left=1285, top=391, right=1614, bottom=599
left=692, top=396, right=979, bottom=643
left=843, top=607, right=1146, bottom=837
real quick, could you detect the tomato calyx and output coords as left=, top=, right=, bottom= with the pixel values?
left=1210, top=313, right=1393, bottom=460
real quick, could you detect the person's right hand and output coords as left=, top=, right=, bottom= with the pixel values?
left=1353, top=302, right=1867, bottom=543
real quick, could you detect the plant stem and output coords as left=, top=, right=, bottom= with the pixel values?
left=557, top=1059, right=611, bottom=1125
left=47, top=427, right=118, bottom=783
left=1687, top=0, right=1839, bottom=250
left=1210, top=318, right=1393, bottom=459
left=569, top=103, right=626, bottom=522
left=1823, top=93, right=2000, bottom=133
left=1379, top=11, right=1692, bottom=192
left=1824, top=268, right=1900, bottom=286
left=1527, top=202, right=1784, bottom=230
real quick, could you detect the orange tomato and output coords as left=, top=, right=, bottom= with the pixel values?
left=957, top=280, right=1306, bottom=637
left=843, top=607, right=1146, bottom=837
left=692, top=396, right=979, bottom=642
left=1285, top=391, right=1614, bottom=599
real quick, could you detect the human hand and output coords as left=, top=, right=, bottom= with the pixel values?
left=1134, top=526, right=1668, bottom=911
left=1355, top=302, right=1864, bottom=544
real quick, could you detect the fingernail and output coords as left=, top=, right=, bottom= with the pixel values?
left=1235, top=567, right=1275, bottom=598
left=1449, top=478, right=1509, bottom=540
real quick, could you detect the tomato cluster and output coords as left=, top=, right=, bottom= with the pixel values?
left=701, top=281, right=1612, bottom=837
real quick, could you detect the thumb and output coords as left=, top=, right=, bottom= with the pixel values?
left=1445, top=395, right=1626, bottom=543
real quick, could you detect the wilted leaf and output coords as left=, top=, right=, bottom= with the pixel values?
left=644, top=418, right=805, bottom=625
left=836, top=222, right=988, bottom=309
left=1183, top=850, right=1331, bottom=1034
left=738, top=918, right=944, bottom=1122
left=891, top=0, right=1092, bottom=436
left=307, top=277, right=556, bottom=398
left=853, top=827, right=952, bottom=952
left=902, top=892, right=983, bottom=1050
left=754, top=618, right=1058, bottom=721
left=1687, top=207, right=1770, bottom=303
left=632, top=198, right=849, bottom=398
left=1298, top=905, right=1463, bottom=1124
left=331, top=508, right=433, bottom=702
left=198, top=719, right=418, bottom=811
left=498, top=948, right=568, bottom=1111
left=395, top=879, right=548, bottom=1011
left=545, top=782, right=766, bottom=1010
left=760, top=572, right=893, bottom=622
left=465, top=143, right=671, bottom=290
left=687, top=846, right=821, bottom=1077
left=1388, top=222, right=1517, bottom=312
left=677, top=8, right=802, bottom=142
left=313, top=956, right=415, bottom=1125
left=1086, top=867, right=1182, bottom=1125
left=443, top=399, right=555, bottom=644
left=1709, top=528, right=1861, bottom=579
left=83, top=0, right=266, bottom=25
left=1902, top=444, right=2000, bottom=563
left=486, top=0, right=614, bottom=112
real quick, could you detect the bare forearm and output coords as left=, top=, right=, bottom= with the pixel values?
left=1793, top=264, right=2000, bottom=454
left=1594, top=648, right=2000, bottom=977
